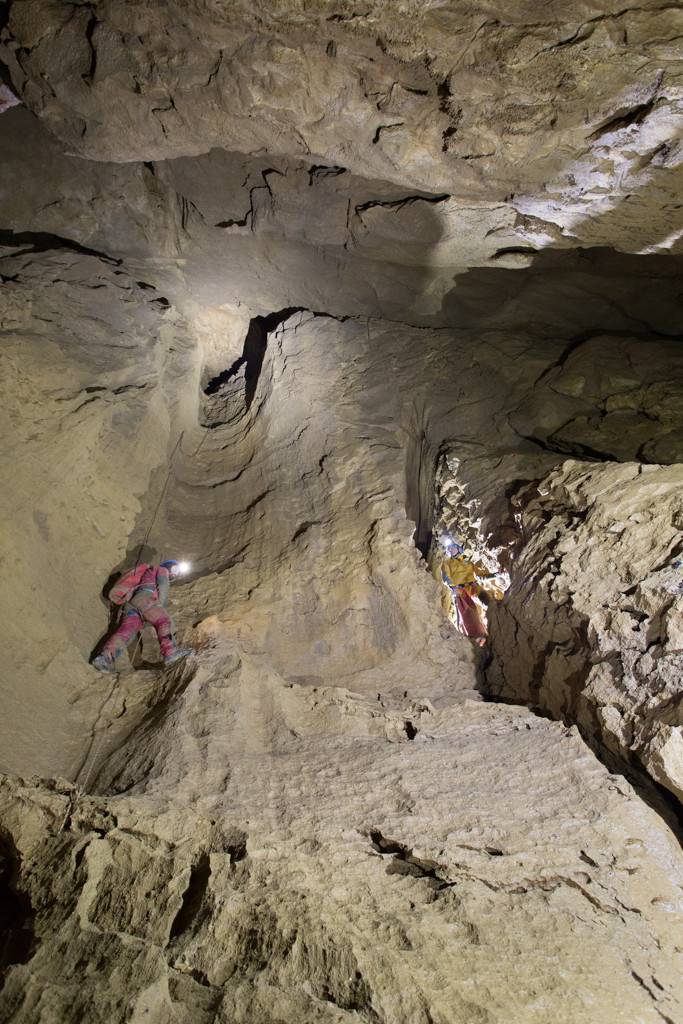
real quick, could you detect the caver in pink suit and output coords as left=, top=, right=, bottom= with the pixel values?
left=101, top=564, right=176, bottom=660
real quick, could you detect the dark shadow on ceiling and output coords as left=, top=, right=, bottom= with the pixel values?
left=438, top=246, right=683, bottom=337
left=0, top=229, right=121, bottom=266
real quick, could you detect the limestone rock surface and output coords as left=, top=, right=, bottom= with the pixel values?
left=0, top=245, right=199, bottom=776
left=2, top=1, right=683, bottom=1022
left=2, top=692, right=683, bottom=1024
left=487, top=459, right=683, bottom=803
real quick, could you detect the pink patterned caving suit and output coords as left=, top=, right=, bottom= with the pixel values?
left=102, top=565, right=176, bottom=660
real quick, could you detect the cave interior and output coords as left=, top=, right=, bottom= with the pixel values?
left=1, top=2, right=683, bottom=1023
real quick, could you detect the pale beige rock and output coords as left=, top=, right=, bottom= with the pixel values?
left=476, top=458, right=683, bottom=802
left=0, top=249, right=200, bottom=777
left=2, top=254, right=683, bottom=1022
left=2, top=0, right=682, bottom=259
left=3, top=104, right=683, bottom=332
left=2, top=690, right=682, bottom=1024
left=1, top=2, right=683, bottom=1021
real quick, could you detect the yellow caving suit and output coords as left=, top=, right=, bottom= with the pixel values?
left=441, top=553, right=505, bottom=636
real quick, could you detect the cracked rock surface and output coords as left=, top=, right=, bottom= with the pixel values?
left=2, top=270, right=683, bottom=1023
left=2, top=692, right=683, bottom=1024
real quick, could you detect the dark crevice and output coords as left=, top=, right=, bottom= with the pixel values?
left=0, top=230, right=121, bottom=265
left=169, top=852, right=211, bottom=939
left=204, top=351, right=247, bottom=394
left=327, top=11, right=366, bottom=22
left=215, top=215, right=247, bottom=229
left=442, top=123, right=460, bottom=150
left=243, top=489, right=271, bottom=514
left=372, top=123, right=404, bottom=143
left=366, top=829, right=450, bottom=890
left=0, top=833, right=35, bottom=985
left=588, top=92, right=659, bottom=141
left=207, top=548, right=250, bottom=577
left=406, top=429, right=437, bottom=560
left=517, top=431, right=617, bottom=463
left=436, top=78, right=450, bottom=113
left=308, top=164, right=346, bottom=185
left=0, top=55, right=17, bottom=92
left=291, top=520, right=320, bottom=542
left=112, top=383, right=150, bottom=395
left=491, top=246, right=538, bottom=260
left=215, top=168, right=283, bottom=230
left=355, top=192, right=450, bottom=216
left=83, top=13, right=98, bottom=80
left=583, top=729, right=683, bottom=846
left=436, top=77, right=462, bottom=151
left=257, top=307, right=303, bottom=335
left=204, top=308, right=304, bottom=408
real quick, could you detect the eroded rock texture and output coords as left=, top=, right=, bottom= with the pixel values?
left=1, top=1, right=683, bottom=1022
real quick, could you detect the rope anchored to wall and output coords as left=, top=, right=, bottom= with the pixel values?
left=64, top=424, right=214, bottom=827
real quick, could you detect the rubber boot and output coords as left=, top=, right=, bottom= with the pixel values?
left=92, top=652, right=117, bottom=673
left=164, top=647, right=194, bottom=667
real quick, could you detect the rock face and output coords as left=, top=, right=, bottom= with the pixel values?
left=2, top=0, right=682, bottom=258
left=1, top=1, right=683, bottom=1022
left=2, top=702, right=683, bottom=1024
left=488, top=459, right=683, bottom=801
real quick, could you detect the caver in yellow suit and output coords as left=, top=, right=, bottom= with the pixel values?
left=441, top=546, right=505, bottom=646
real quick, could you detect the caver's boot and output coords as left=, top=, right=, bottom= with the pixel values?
left=92, top=652, right=117, bottom=673
left=164, top=647, right=194, bottom=667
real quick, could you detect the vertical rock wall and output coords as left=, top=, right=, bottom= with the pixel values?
left=0, top=247, right=199, bottom=776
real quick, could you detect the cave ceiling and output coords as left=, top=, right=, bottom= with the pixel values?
left=1, top=0, right=682, bottom=322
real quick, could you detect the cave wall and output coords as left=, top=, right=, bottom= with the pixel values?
left=0, top=245, right=202, bottom=775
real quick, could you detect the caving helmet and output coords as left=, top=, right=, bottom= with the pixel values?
left=161, top=559, right=182, bottom=579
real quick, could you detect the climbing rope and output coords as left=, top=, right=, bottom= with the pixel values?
left=65, top=427, right=209, bottom=829
left=131, top=424, right=214, bottom=569
left=133, top=430, right=186, bottom=569
left=56, top=672, right=121, bottom=834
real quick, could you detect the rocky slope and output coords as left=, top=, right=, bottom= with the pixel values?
left=2, top=696, right=682, bottom=1024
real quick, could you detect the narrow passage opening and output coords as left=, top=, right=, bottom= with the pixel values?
left=427, top=453, right=510, bottom=648
left=0, top=837, right=34, bottom=976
